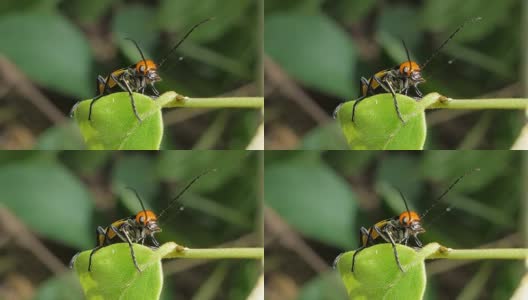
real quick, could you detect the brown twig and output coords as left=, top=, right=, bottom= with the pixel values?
left=264, top=55, right=331, bottom=124
left=264, top=206, right=330, bottom=273
left=0, top=205, right=68, bottom=274
left=0, top=55, right=66, bottom=124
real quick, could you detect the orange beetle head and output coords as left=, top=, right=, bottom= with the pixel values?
left=399, top=61, right=425, bottom=83
left=135, top=59, right=157, bottom=74
left=135, top=210, right=161, bottom=232
left=398, top=211, right=425, bottom=233
left=135, top=59, right=161, bottom=83
left=399, top=210, right=420, bottom=225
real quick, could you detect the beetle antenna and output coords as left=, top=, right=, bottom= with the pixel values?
left=125, top=187, right=148, bottom=216
left=397, top=188, right=412, bottom=220
left=125, top=38, right=148, bottom=71
left=421, top=168, right=480, bottom=219
left=402, top=40, right=412, bottom=71
left=157, top=18, right=213, bottom=68
left=421, top=17, right=482, bottom=70
left=158, top=169, right=216, bottom=219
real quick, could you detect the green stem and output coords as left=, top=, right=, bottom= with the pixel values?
left=166, top=247, right=264, bottom=260
left=428, top=247, right=528, bottom=260
left=426, top=96, right=528, bottom=110
left=158, top=91, right=263, bottom=109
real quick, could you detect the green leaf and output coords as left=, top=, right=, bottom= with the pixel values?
left=336, top=94, right=427, bottom=150
left=333, top=0, right=377, bottom=23
left=0, top=13, right=92, bottom=97
left=376, top=155, right=424, bottom=203
left=335, top=244, right=427, bottom=300
left=157, top=0, right=251, bottom=42
left=0, top=159, right=93, bottom=249
left=264, top=159, right=357, bottom=249
left=376, top=5, right=422, bottom=64
left=156, top=150, right=248, bottom=193
left=34, top=273, right=84, bottom=300
left=301, top=122, right=348, bottom=150
left=67, top=0, right=114, bottom=23
left=35, top=122, right=85, bottom=150
left=72, top=92, right=163, bottom=150
left=297, top=272, right=348, bottom=300
left=420, top=151, right=514, bottom=193
left=73, top=244, right=163, bottom=300
left=265, top=13, right=356, bottom=98
left=112, top=155, right=159, bottom=208
left=112, top=5, right=158, bottom=60
left=421, top=0, right=516, bottom=42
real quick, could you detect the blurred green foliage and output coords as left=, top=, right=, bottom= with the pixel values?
left=0, top=0, right=260, bottom=149
left=265, top=0, right=524, bottom=149
left=0, top=151, right=261, bottom=300
left=264, top=151, right=525, bottom=299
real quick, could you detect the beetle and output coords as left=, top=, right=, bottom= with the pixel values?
left=69, top=171, right=209, bottom=272
left=333, top=169, right=477, bottom=273
left=333, top=17, right=481, bottom=123
left=71, top=18, right=211, bottom=122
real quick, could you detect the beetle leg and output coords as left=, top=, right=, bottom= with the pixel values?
left=362, top=77, right=376, bottom=96
left=414, top=85, right=423, bottom=98
left=351, top=75, right=378, bottom=123
left=387, top=81, right=405, bottom=123
left=350, top=227, right=375, bottom=272
left=110, top=224, right=127, bottom=242
left=386, top=231, right=405, bottom=272
left=374, top=77, right=405, bottom=123
left=110, top=224, right=142, bottom=272
left=150, top=234, right=160, bottom=247
left=122, top=229, right=142, bottom=272
left=87, top=245, right=103, bottom=271
left=375, top=226, right=405, bottom=272
left=414, top=235, right=423, bottom=248
left=88, top=76, right=111, bottom=121
left=352, top=75, right=381, bottom=123
left=87, top=226, right=110, bottom=271
left=112, top=73, right=142, bottom=122
left=150, top=84, right=160, bottom=97
left=96, top=226, right=108, bottom=244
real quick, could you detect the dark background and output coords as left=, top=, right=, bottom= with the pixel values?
left=264, top=151, right=525, bottom=300
left=264, top=0, right=524, bottom=149
left=0, top=151, right=262, bottom=300
left=0, top=0, right=261, bottom=149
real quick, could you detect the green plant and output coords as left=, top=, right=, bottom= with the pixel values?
left=72, top=92, right=263, bottom=150
left=336, top=93, right=528, bottom=150
left=72, top=242, right=263, bottom=300
left=335, top=243, right=528, bottom=300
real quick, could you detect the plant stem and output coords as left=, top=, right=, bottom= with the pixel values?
left=158, top=91, right=263, bottom=109
left=427, top=97, right=528, bottom=110
left=428, top=247, right=528, bottom=260
left=165, top=247, right=264, bottom=260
